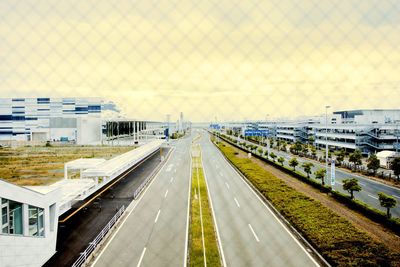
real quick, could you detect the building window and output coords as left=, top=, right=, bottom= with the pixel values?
left=1, top=198, right=23, bottom=235
left=28, top=205, right=45, bottom=237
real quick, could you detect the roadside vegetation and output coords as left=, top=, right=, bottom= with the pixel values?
left=240, top=134, right=400, bottom=185
left=0, top=145, right=133, bottom=186
left=215, top=138, right=400, bottom=266
left=189, top=143, right=221, bottom=267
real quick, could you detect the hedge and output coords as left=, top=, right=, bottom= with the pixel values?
left=216, top=142, right=399, bottom=266
left=216, top=133, right=400, bottom=235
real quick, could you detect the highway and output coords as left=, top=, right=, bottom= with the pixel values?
left=93, top=136, right=192, bottom=267
left=225, top=135, right=400, bottom=218
left=200, top=131, right=319, bottom=267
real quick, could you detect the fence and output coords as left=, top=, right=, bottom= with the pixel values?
left=133, top=175, right=153, bottom=199
left=71, top=205, right=125, bottom=267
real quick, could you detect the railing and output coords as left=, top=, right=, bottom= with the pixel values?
left=133, top=175, right=153, bottom=199
left=71, top=205, right=126, bottom=267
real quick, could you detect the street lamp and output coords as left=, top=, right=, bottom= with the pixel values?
left=325, top=105, right=331, bottom=185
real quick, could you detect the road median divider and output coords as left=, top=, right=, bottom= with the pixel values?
left=188, top=142, right=222, bottom=267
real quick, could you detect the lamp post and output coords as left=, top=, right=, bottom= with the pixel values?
left=325, top=105, right=331, bottom=185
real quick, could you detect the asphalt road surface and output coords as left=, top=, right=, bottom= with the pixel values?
left=200, top=131, right=319, bottom=267
left=227, top=135, right=400, bottom=218
left=44, top=150, right=166, bottom=267
left=93, top=136, right=192, bottom=267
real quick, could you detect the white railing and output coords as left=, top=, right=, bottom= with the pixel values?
left=133, top=176, right=152, bottom=199
left=71, top=205, right=125, bottom=267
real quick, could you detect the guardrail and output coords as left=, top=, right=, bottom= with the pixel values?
left=71, top=205, right=126, bottom=267
left=133, top=175, right=153, bottom=199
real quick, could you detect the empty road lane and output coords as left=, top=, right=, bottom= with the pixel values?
left=200, top=132, right=319, bottom=267
left=93, top=137, right=192, bottom=267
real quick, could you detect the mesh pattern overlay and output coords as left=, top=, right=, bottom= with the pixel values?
left=1, top=1, right=400, bottom=267
left=1, top=1, right=399, bottom=120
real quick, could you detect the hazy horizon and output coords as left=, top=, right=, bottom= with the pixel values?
left=1, top=0, right=399, bottom=122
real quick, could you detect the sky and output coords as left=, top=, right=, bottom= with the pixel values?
left=0, top=0, right=399, bottom=122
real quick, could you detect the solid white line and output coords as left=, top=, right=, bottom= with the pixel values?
left=393, top=195, right=400, bottom=199
left=137, top=247, right=147, bottom=267
left=91, top=147, right=175, bottom=267
left=248, top=224, right=260, bottom=242
left=225, top=182, right=230, bottom=189
left=368, top=194, right=378, bottom=200
left=215, top=142, right=320, bottom=267
left=154, top=209, right=161, bottom=223
left=183, top=153, right=193, bottom=267
left=234, top=197, right=240, bottom=208
left=201, top=147, right=227, bottom=267
left=170, top=177, right=174, bottom=183
left=336, top=181, right=343, bottom=185
left=164, top=190, right=169, bottom=198
left=359, top=182, right=366, bottom=186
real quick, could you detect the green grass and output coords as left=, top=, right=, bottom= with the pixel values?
left=216, top=141, right=399, bottom=267
left=189, top=147, right=221, bottom=267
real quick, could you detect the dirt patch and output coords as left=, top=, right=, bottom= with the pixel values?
left=226, top=142, right=400, bottom=255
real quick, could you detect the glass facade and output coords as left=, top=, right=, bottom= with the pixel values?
left=0, top=197, right=45, bottom=237
left=1, top=198, right=23, bottom=235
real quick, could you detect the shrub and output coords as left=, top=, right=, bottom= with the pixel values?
left=217, top=143, right=395, bottom=266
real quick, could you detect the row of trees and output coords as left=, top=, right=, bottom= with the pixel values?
left=221, top=134, right=398, bottom=218
left=277, top=155, right=397, bottom=219
left=341, top=178, right=397, bottom=218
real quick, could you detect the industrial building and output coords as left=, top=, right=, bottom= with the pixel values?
left=0, top=97, right=168, bottom=146
left=224, top=109, right=400, bottom=154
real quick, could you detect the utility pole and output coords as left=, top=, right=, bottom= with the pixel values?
left=325, top=105, right=331, bottom=185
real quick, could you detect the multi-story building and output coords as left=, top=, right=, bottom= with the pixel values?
left=0, top=97, right=103, bottom=145
left=224, top=109, right=400, bottom=154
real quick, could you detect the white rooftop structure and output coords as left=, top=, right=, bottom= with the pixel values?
left=82, top=139, right=164, bottom=179
left=64, top=158, right=106, bottom=179
left=28, top=139, right=164, bottom=216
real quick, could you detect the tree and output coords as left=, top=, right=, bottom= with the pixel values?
left=308, top=136, right=315, bottom=144
left=292, top=141, right=303, bottom=154
left=302, top=162, right=314, bottom=178
left=335, top=149, right=346, bottom=165
left=257, top=148, right=263, bottom=155
left=349, top=150, right=362, bottom=170
left=367, top=154, right=380, bottom=175
left=264, top=150, right=269, bottom=158
left=378, top=192, right=397, bottom=218
left=342, top=178, right=362, bottom=199
left=289, top=158, right=299, bottom=171
left=270, top=152, right=277, bottom=162
left=311, top=146, right=317, bottom=157
left=278, top=157, right=285, bottom=166
left=315, top=168, right=326, bottom=185
left=390, top=157, right=400, bottom=180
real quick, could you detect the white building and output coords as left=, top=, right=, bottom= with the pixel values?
left=224, top=109, right=400, bottom=154
left=0, top=180, right=61, bottom=267
left=0, top=97, right=103, bottom=145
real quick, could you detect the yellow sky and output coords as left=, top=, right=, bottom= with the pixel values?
left=0, top=0, right=399, bottom=121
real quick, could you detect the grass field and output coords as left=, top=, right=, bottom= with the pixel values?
left=0, top=145, right=133, bottom=186
left=215, top=140, right=400, bottom=267
left=189, top=143, right=221, bottom=267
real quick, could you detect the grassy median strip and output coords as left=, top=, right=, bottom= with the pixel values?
left=215, top=140, right=399, bottom=267
left=189, top=143, right=221, bottom=267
